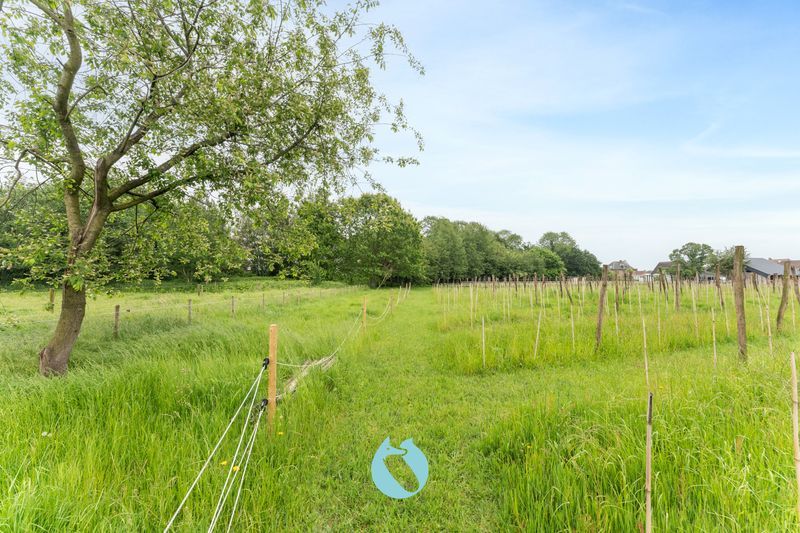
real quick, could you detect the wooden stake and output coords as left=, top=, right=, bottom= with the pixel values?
left=113, top=304, right=120, bottom=340
left=645, top=392, right=653, bottom=533
left=268, top=324, right=278, bottom=429
left=765, top=298, right=774, bottom=356
left=48, top=288, right=55, bottom=312
left=691, top=283, right=699, bottom=341
left=188, top=299, right=192, bottom=324
left=791, top=352, right=800, bottom=524
left=595, top=265, right=609, bottom=351
left=231, top=296, right=236, bottom=317
left=777, top=262, right=791, bottom=332
left=362, top=297, right=367, bottom=332
left=534, top=308, right=543, bottom=359
left=711, top=307, right=717, bottom=370
left=570, top=304, right=575, bottom=353
left=642, top=316, right=649, bottom=389
left=481, top=316, right=486, bottom=369
left=733, top=245, right=747, bottom=362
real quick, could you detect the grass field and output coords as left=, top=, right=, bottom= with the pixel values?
left=1, top=278, right=799, bottom=531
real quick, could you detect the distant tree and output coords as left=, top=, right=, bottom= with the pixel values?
left=538, top=231, right=600, bottom=276
left=337, top=194, right=424, bottom=287
left=459, top=222, right=496, bottom=278
left=422, top=217, right=467, bottom=281
left=709, top=246, right=745, bottom=278
left=669, top=242, right=715, bottom=279
left=518, top=247, right=564, bottom=278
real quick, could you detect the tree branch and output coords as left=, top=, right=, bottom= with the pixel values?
left=110, top=175, right=200, bottom=212
left=108, top=130, right=237, bottom=201
left=31, top=0, right=87, bottom=235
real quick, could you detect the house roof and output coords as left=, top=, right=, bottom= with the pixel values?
left=609, top=260, right=633, bottom=270
left=651, top=261, right=674, bottom=274
left=745, top=257, right=784, bottom=277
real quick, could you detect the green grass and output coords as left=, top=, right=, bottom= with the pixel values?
left=1, top=280, right=799, bottom=531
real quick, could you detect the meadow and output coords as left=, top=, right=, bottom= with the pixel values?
left=1, top=276, right=799, bottom=531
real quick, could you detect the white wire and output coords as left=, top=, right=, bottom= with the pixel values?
left=163, top=367, right=265, bottom=532
left=207, top=371, right=265, bottom=532
left=224, top=407, right=265, bottom=532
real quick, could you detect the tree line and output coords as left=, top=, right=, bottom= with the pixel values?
left=1, top=184, right=602, bottom=288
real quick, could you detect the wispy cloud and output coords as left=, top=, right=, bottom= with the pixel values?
left=365, top=0, right=800, bottom=266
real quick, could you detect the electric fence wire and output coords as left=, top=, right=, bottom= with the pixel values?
left=163, top=364, right=266, bottom=532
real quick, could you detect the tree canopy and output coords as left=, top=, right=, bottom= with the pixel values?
left=0, top=0, right=422, bottom=375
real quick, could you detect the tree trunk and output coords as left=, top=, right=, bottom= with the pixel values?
left=39, top=282, right=87, bottom=376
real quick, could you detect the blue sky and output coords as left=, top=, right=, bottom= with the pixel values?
left=361, top=0, right=800, bottom=269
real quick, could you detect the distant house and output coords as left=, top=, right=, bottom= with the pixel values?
left=632, top=270, right=651, bottom=282
left=773, top=258, right=800, bottom=274
left=745, top=258, right=784, bottom=279
left=609, top=260, right=634, bottom=272
left=650, top=261, right=675, bottom=281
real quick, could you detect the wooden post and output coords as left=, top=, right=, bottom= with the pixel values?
left=690, top=283, right=699, bottom=341
left=642, top=316, right=649, bottom=389
left=362, top=297, right=367, bottom=332
left=197, top=284, right=201, bottom=297
left=481, top=316, right=486, bottom=369
left=715, top=265, right=725, bottom=310
left=533, top=308, right=543, bottom=359
left=113, top=304, right=120, bottom=339
left=48, top=288, right=55, bottom=312
left=733, top=245, right=747, bottom=362
left=675, top=263, right=681, bottom=311
left=595, top=265, right=609, bottom=351
left=268, top=324, right=278, bottom=429
left=777, top=262, right=791, bottom=332
left=765, top=297, right=774, bottom=356
left=231, top=296, right=236, bottom=317
left=569, top=304, right=575, bottom=353
left=645, top=392, right=653, bottom=533
left=188, top=299, right=192, bottom=324
left=711, top=307, right=717, bottom=370
left=791, top=351, right=800, bottom=524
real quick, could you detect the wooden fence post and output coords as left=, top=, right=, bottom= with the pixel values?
left=675, top=263, right=681, bottom=312
left=268, top=324, right=278, bottom=430
left=595, top=265, right=609, bottom=351
left=231, top=296, right=236, bottom=317
left=48, top=288, right=55, bottom=312
left=645, top=392, right=653, bottom=533
left=113, top=304, right=120, bottom=339
left=733, top=245, right=747, bottom=362
left=792, top=352, right=800, bottom=523
left=481, top=316, right=486, bottom=369
left=362, top=297, right=367, bottom=332
left=711, top=307, right=717, bottom=370
left=777, top=262, right=791, bottom=332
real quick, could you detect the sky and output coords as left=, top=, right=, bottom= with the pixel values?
left=359, top=0, right=800, bottom=269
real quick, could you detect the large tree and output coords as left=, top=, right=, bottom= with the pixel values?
left=669, top=242, right=715, bottom=279
left=538, top=231, right=600, bottom=277
left=335, top=193, right=423, bottom=286
left=0, top=0, right=420, bottom=375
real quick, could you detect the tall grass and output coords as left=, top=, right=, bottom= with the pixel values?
left=1, top=279, right=799, bottom=530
